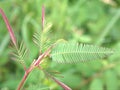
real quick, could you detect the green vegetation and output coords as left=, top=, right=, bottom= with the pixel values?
left=0, top=0, right=120, bottom=90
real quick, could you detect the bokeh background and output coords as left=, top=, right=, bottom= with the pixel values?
left=0, top=0, right=120, bottom=90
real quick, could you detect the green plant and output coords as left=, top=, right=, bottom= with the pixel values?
left=0, top=6, right=114, bottom=90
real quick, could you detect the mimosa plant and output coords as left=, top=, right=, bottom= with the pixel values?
left=0, top=6, right=114, bottom=90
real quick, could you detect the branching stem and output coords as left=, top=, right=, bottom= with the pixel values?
left=17, top=47, right=52, bottom=90
left=0, top=7, right=72, bottom=90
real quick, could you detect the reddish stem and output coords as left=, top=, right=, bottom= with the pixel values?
left=0, top=8, right=27, bottom=70
left=51, top=77, right=72, bottom=90
left=17, top=72, right=29, bottom=90
left=34, top=46, right=52, bottom=66
left=17, top=63, right=35, bottom=90
left=17, top=47, right=51, bottom=90
left=0, top=8, right=17, bottom=46
left=41, top=69, right=72, bottom=90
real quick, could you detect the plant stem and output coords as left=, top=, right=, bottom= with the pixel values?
left=0, top=8, right=17, bottom=46
left=17, top=47, right=52, bottom=90
left=17, top=72, right=29, bottom=90
left=51, top=76, right=72, bottom=90
left=41, top=69, right=72, bottom=90
left=17, top=64, right=34, bottom=90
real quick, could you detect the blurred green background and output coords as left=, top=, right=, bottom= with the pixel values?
left=0, top=0, right=120, bottom=90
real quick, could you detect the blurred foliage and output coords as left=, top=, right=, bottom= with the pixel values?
left=0, top=0, right=120, bottom=90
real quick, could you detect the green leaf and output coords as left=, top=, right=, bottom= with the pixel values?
left=11, top=41, right=27, bottom=66
left=33, top=29, right=42, bottom=49
left=105, top=70, right=118, bottom=90
left=50, top=42, right=114, bottom=64
left=33, top=22, right=53, bottom=53
left=89, top=78, right=103, bottom=90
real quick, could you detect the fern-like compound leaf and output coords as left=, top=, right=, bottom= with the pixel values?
left=11, top=41, right=27, bottom=66
left=33, top=30, right=42, bottom=49
left=50, top=43, right=114, bottom=64
left=33, top=22, right=53, bottom=53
